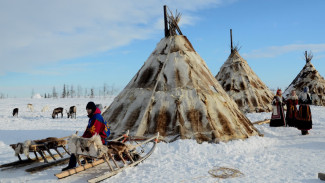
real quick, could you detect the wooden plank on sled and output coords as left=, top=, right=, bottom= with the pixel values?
left=55, top=159, right=105, bottom=179
left=252, top=119, right=270, bottom=125
left=319, top=173, right=325, bottom=181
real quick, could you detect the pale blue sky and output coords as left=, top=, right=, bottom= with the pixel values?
left=1, top=0, right=325, bottom=97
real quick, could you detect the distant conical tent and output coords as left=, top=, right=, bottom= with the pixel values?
left=102, top=7, right=261, bottom=143
left=284, top=51, right=325, bottom=106
left=215, top=29, right=274, bottom=113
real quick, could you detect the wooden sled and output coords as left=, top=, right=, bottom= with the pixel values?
left=55, top=132, right=160, bottom=183
left=0, top=135, right=71, bottom=172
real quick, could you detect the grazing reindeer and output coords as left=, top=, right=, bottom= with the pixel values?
left=41, top=105, right=49, bottom=112
left=66, top=106, right=77, bottom=119
left=52, top=107, right=63, bottom=119
left=13, top=108, right=19, bottom=117
left=27, top=104, right=34, bottom=112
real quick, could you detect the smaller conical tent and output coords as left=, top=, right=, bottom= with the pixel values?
left=284, top=51, right=325, bottom=106
left=102, top=7, right=261, bottom=143
left=215, top=29, right=274, bottom=113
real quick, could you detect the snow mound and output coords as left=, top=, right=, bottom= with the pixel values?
left=32, top=93, right=42, bottom=99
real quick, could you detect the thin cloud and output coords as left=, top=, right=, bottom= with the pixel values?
left=0, top=0, right=235, bottom=75
left=243, top=43, right=325, bottom=59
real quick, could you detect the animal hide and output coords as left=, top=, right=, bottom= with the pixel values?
left=14, top=140, right=35, bottom=158
left=68, top=134, right=107, bottom=158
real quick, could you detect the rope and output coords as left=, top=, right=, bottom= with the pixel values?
left=208, top=167, right=244, bottom=179
left=179, top=166, right=244, bottom=183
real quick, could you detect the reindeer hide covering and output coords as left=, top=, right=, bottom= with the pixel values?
left=68, top=134, right=108, bottom=158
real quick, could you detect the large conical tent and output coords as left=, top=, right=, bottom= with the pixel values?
left=102, top=7, right=261, bottom=143
left=284, top=51, right=325, bottom=106
left=215, top=29, right=274, bottom=113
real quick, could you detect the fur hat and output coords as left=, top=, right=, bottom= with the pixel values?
left=86, top=101, right=97, bottom=112
left=276, top=89, right=282, bottom=96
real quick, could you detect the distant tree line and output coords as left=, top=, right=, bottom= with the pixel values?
left=0, top=93, right=8, bottom=99
left=34, top=83, right=119, bottom=99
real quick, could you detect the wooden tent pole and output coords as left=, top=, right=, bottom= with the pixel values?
left=230, top=29, right=233, bottom=53
left=136, top=42, right=172, bottom=136
left=164, top=5, right=169, bottom=37
left=305, top=50, right=308, bottom=63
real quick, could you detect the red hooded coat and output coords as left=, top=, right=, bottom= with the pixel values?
left=82, top=108, right=109, bottom=144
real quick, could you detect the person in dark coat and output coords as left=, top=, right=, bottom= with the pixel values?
left=61, top=102, right=110, bottom=171
left=270, top=89, right=286, bottom=127
left=296, top=87, right=312, bottom=135
left=285, top=90, right=298, bottom=127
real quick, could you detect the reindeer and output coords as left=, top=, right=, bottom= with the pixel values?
left=13, top=108, right=19, bottom=117
left=41, top=105, right=49, bottom=112
left=27, top=104, right=34, bottom=112
left=66, top=106, right=76, bottom=119
left=52, top=107, right=63, bottom=119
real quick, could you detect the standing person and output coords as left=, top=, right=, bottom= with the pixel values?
left=296, top=87, right=312, bottom=135
left=270, top=89, right=286, bottom=127
left=61, top=102, right=110, bottom=171
left=285, top=90, right=299, bottom=127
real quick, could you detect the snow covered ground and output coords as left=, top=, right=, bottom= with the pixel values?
left=0, top=97, right=324, bottom=183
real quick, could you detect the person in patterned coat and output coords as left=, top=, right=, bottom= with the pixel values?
left=296, top=87, right=312, bottom=135
left=285, top=90, right=299, bottom=127
left=270, top=89, right=286, bottom=127
left=62, top=102, right=110, bottom=171
left=82, top=101, right=110, bottom=144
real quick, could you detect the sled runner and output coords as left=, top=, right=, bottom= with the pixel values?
left=0, top=135, right=71, bottom=171
left=55, top=131, right=159, bottom=183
